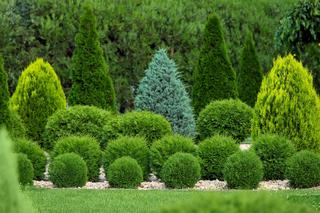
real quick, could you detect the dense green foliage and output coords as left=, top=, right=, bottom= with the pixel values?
left=197, top=99, right=254, bottom=143
left=223, top=151, right=263, bottom=189
left=160, top=152, right=200, bottom=188
left=49, top=153, right=87, bottom=188
left=252, top=134, right=296, bottom=180
left=43, top=105, right=113, bottom=149
left=252, top=55, right=320, bottom=152
left=10, top=58, right=66, bottom=141
left=198, top=135, right=239, bottom=180
left=192, top=13, right=237, bottom=115
left=69, top=5, right=116, bottom=111
left=104, top=136, right=150, bottom=179
left=52, top=136, right=101, bottom=181
left=107, top=156, right=143, bottom=189
left=237, top=32, right=263, bottom=107
left=285, top=150, right=320, bottom=188
left=16, top=153, right=34, bottom=186
left=135, top=49, right=195, bottom=137
left=14, top=138, right=46, bottom=180
left=150, top=134, right=197, bottom=175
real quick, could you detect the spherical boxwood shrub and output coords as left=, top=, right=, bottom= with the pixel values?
left=285, top=150, right=320, bottom=188
left=151, top=134, right=197, bottom=175
left=107, top=156, right=143, bottom=188
left=43, top=105, right=114, bottom=149
left=104, top=136, right=150, bottom=179
left=52, top=136, right=102, bottom=181
left=197, top=99, right=254, bottom=143
left=16, top=153, right=34, bottom=186
left=198, top=135, right=239, bottom=180
left=14, top=138, right=46, bottom=180
left=49, top=153, right=87, bottom=188
left=160, top=152, right=200, bottom=188
left=5, top=112, right=26, bottom=139
left=252, top=134, right=295, bottom=180
left=223, top=151, right=263, bottom=189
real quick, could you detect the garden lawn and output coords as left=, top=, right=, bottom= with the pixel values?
left=25, top=188, right=320, bottom=213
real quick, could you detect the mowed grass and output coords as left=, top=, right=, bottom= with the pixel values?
left=25, top=188, right=320, bottom=213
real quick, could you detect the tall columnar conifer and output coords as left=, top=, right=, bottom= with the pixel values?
left=69, top=5, right=116, bottom=111
left=237, top=32, right=263, bottom=107
left=135, top=49, right=195, bottom=137
left=192, top=13, right=237, bottom=115
left=0, top=55, right=10, bottom=125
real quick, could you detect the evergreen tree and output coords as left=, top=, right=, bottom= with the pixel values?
left=237, top=32, right=263, bottom=107
left=69, top=5, right=116, bottom=111
left=192, top=13, right=237, bottom=115
left=0, top=55, right=10, bottom=125
left=135, top=49, right=195, bottom=137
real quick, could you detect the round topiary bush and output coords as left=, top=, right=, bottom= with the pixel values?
left=52, top=136, right=102, bottom=181
left=14, top=138, right=46, bottom=180
left=285, top=150, right=320, bottom=188
left=16, top=153, right=34, bottom=186
left=5, top=112, right=26, bottom=139
left=43, top=105, right=114, bottom=149
left=104, top=136, right=150, bottom=179
left=107, top=156, right=143, bottom=188
left=223, top=151, right=263, bottom=189
left=160, top=152, right=200, bottom=188
left=151, top=134, right=197, bottom=175
left=252, top=134, right=296, bottom=180
left=197, top=99, right=254, bottom=143
left=198, top=135, right=239, bottom=180
left=49, top=153, right=87, bottom=188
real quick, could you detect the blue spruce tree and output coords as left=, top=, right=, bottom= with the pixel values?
left=135, top=49, right=195, bottom=137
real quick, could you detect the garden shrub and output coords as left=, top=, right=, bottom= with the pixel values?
left=135, top=49, right=195, bottom=137
left=193, top=13, right=237, bottom=115
left=69, top=4, right=116, bottom=111
left=150, top=134, right=197, bottom=175
left=223, top=151, right=263, bottom=189
left=10, top=58, right=66, bottom=141
left=252, top=55, right=320, bottom=152
left=197, top=99, right=254, bottom=142
left=252, top=134, right=295, bottom=180
left=49, top=153, right=87, bottom=188
left=16, top=153, right=34, bottom=186
left=14, top=138, right=46, bottom=180
left=52, top=136, right=101, bottom=181
left=43, top=105, right=114, bottom=149
left=107, top=156, right=143, bottom=188
left=104, top=136, right=150, bottom=179
left=285, top=150, right=320, bottom=188
left=198, top=135, right=239, bottom=180
left=160, top=152, right=200, bottom=188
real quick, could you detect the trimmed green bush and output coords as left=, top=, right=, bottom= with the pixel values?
left=52, top=136, right=101, bottom=181
left=5, top=111, right=26, bottom=139
left=198, top=135, right=239, bottom=180
left=43, top=105, right=113, bottom=149
left=237, top=32, right=263, bottom=107
left=104, top=136, right=150, bottom=179
left=107, top=156, right=143, bottom=188
left=49, top=153, right=87, bottom=188
left=10, top=58, right=66, bottom=141
left=252, top=55, right=320, bottom=152
left=151, top=134, right=197, bottom=175
left=69, top=4, right=116, bottom=111
left=160, top=152, right=200, bottom=188
left=16, top=153, right=34, bottom=186
left=197, top=99, right=254, bottom=143
left=223, top=151, right=263, bottom=189
left=285, top=150, right=320, bottom=188
left=193, top=13, right=237, bottom=115
left=252, top=134, right=296, bottom=180
left=14, top=138, right=46, bottom=180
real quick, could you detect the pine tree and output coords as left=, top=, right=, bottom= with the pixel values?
left=192, top=13, right=237, bottom=115
left=135, top=49, right=195, bottom=137
left=69, top=5, right=116, bottom=111
left=237, top=32, right=263, bottom=107
left=0, top=55, right=10, bottom=125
